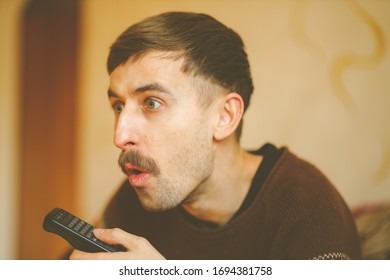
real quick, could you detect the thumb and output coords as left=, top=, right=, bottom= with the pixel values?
left=93, top=228, right=140, bottom=249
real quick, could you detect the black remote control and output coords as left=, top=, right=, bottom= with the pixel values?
left=43, top=207, right=125, bottom=253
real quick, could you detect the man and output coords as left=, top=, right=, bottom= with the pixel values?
left=70, top=12, right=361, bottom=260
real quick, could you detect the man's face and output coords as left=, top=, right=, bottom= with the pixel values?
left=108, top=51, right=218, bottom=212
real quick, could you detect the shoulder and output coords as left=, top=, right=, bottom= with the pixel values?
left=259, top=147, right=361, bottom=259
left=263, top=148, right=342, bottom=205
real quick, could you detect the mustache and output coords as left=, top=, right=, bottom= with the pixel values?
left=118, top=150, right=160, bottom=175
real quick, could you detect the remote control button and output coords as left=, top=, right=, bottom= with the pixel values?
left=68, top=217, right=79, bottom=228
left=80, top=224, right=91, bottom=235
left=74, top=220, right=85, bottom=232
left=54, top=212, right=64, bottom=221
left=64, top=213, right=74, bottom=224
left=86, top=229, right=94, bottom=239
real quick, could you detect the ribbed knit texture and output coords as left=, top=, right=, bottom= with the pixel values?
left=103, top=147, right=361, bottom=259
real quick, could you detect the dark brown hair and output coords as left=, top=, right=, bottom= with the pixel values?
left=107, top=12, right=254, bottom=139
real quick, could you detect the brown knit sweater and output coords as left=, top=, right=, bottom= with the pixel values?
left=103, top=145, right=361, bottom=259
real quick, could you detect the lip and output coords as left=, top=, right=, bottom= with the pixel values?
left=124, top=163, right=151, bottom=187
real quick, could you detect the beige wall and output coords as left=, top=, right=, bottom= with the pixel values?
left=1, top=0, right=389, bottom=259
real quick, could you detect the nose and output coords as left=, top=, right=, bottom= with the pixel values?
left=114, top=105, right=140, bottom=150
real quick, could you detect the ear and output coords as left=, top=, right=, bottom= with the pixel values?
left=213, top=93, right=244, bottom=141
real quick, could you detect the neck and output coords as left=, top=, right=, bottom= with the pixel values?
left=181, top=139, right=262, bottom=226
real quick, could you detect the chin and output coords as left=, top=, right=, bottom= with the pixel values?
left=141, top=203, right=177, bottom=213
left=139, top=197, right=180, bottom=213
left=135, top=184, right=187, bottom=212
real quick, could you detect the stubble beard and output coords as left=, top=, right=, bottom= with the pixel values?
left=135, top=141, right=214, bottom=213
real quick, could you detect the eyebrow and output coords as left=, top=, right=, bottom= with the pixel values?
left=107, top=82, right=176, bottom=100
left=107, top=89, right=119, bottom=98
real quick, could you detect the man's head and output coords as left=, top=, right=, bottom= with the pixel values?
left=107, top=12, right=254, bottom=212
left=107, top=11, right=254, bottom=139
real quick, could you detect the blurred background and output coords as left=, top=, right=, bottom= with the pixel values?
left=1, top=0, right=389, bottom=259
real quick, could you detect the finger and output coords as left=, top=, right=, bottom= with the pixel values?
left=69, top=249, right=109, bottom=260
left=93, top=228, right=146, bottom=250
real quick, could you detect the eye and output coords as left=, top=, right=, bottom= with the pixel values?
left=112, top=102, right=124, bottom=115
left=145, top=98, right=162, bottom=110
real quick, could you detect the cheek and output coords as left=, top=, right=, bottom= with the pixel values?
left=153, top=112, right=203, bottom=145
left=168, top=121, right=214, bottom=172
left=149, top=107, right=214, bottom=170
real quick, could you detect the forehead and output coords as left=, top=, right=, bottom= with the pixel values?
left=109, top=51, right=188, bottom=91
left=127, top=50, right=185, bottom=75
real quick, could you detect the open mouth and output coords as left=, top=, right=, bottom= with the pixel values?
left=124, top=163, right=148, bottom=175
left=131, top=169, right=143, bottom=175
left=124, top=163, right=152, bottom=187
left=118, top=150, right=160, bottom=178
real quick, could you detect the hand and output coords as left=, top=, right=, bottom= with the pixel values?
left=69, top=228, right=165, bottom=260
